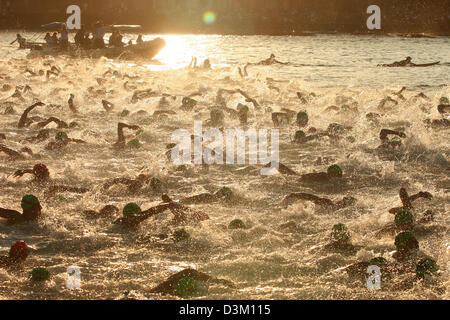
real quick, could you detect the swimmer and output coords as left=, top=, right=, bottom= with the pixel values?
left=378, top=96, right=398, bottom=109
left=45, top=131, right=85, bottom=151
left=114, top=122, right=141, bottom=148
left=247, top=54, right=288, bottom=66
left=388, top=188, right=432, bottom=214
left=18, top=102, right=45, bottom=128
left=379, top=129, right=406, bottom=143
left=323, top=223, right=359, bottom=255
left=102, top=99, right=114, bottom=112
left=281, top=193, right=356, bottom=210
left=238, top=64, right=249, bottom=79
left=0, top=195, right=41, bottom=225
left=102, top=174, right=153, bottom=193
left=177, top=187, right=233, bottom=205
left=188, top=57, right=212, bottom=70
left=131, top=88, right=154, bottom=103
left=149, top=268, right=234, bottom=297
left=0, top=144, right=31, bottom=160
left=36, top=117, right=68, bottom=129
left=68, top=94, right=78, bottom=113
left=0, top=241, right=30, bottom=269
left=299, top=164, right=343, bottom=183
left=13, top=163, right=50, bottom=183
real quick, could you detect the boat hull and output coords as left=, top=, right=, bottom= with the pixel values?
left=26, top=38, right=166, bottom=60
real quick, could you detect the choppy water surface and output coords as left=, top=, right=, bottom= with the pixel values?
left=0, top=32, right=448, bottom=300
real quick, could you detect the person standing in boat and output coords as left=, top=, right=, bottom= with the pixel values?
left=51, top=32, right=58, bottom=44
left=109, top=29, right=124, bottom=47
left=136, top=34, right=143, bottom=44
left=74, top=25, right=87, bottom=47
left=59, top=23, right=69, bottom=50
left=44, top=33, right=52, bottom=45
left=93, top=21, right=112, bottom=49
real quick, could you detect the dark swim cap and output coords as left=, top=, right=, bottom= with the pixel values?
left=296, top=111, right=308, bottom=121
left=173, top=228, right=190, bottom=242
left=21, top=194, right=40, bottom=211
left=122, top=203, right=142, bottom=216
left=327, top=164, right=343, bottom=176
left=294, top=130, right=306, bottom=141
left=228, top=219, right=245, bottom=230
left=9, top=241, right=30, bottom=260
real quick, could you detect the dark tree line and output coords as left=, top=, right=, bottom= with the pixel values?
left=1, top=0, right=448, bottom=35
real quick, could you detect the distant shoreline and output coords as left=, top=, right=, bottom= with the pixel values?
left=1, top=28, right=448, bottom=38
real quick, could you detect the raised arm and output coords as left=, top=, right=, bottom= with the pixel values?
left=18, top=102, right=45, bottom=128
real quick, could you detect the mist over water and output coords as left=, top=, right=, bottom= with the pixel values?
left=0, top=32, right=448, bottom=299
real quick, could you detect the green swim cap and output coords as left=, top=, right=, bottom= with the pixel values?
left=369, top=257, right=388, bottom=265
left=173, top=228, right=190, bottom=242
left=394, top=231, right=418, bottom=252
left=69, top=121, right=79, bottom=128
left=327, top=123, right=345, bottom=135
left=327, top=164, right=343, bottom=176
left=210, top=109, right=224, bottom=123
left=29, top=267, right=50, bottom=282
left=38, top=129, right=50, bottom=137
left=237, top=103, right=249, bottom=113
left=296, top=111, right=308, bottom=121
left=21, top=194, right=40, bottom=211
left=343, top=196, right=357, bottom=206
left=121, top=109, right=130, bottom=117
left=175, top=277, right=198, bottom=297
left=331, top=223, right=350, bottom=243
left=394, top=209, right=415, bottom=228
left=122, top=203, right=142, bottom=217
left=127, top=138, right=141, bottom=149
left=150, top=177, right=162, bottom=190
left=217, top=186, right=233, bottom=199
left=416, top=257, right=438, bottom=278
left=228, top=219, right=245, bottom=230
left=294, top=130, right=306, bottom=141
left=55, top=131, right=68, bottom=141
left=166, top=143, right=177, bottom=150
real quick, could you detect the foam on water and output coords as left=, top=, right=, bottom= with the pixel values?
left=0, top=32, right=448, bottom=299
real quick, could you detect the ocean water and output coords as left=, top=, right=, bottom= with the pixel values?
left=0, top=32, right=448, bottom=300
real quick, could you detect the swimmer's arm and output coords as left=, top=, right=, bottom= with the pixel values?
left=379, top=129, right=406, bottom=141
left=179, top=193, right=217, bottom=205
left=18, top=102, right=44, bottom=128
left=409, top=191, right=432, bottom=202
left=36, top=117, right=68, bottom=129
left=0, top=208, right=22, bottom=220
left=0, top=144, right=25, bottom=160
left=13, top=168, right=34, bottom=177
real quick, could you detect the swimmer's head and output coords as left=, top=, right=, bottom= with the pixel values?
left=122, top=202, right=142, bottom=217
left=406, top=56, right=412, bottom=62
left=394, top=209, right=415, bottom=230
left=21, top=194, right=40, bottom=211
left=296, top=111, right=309, bottom=127
left=394, top=231, right=419, bottom=253
left=33, top=163, right=50, bottom=182
left=55, top=131, right=68, bottom=142
left=327, top=164, right=343, bottom=177
left=203, top=59, right=211, bottom=69
left=416, top=257, right=438, bottom=278
left=440, top=97, right=449, bottom=104
left=331, top=223, right=350, bottom=243
left=270, top=54, right=275, bottom=58
left=294, top=130, right=306, bottom=142
left=216, top=186, right=233, bottom=199
left=9, top=241, right=30, bottom=262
